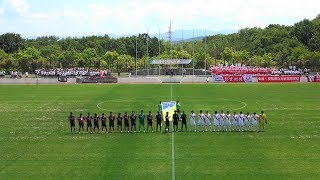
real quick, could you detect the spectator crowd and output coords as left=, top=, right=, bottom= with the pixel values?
left=211, top=65, right=306, bottom=76
left=35, top=68, right=109, bottom=77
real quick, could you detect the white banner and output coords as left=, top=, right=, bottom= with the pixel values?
left=243, top=74, right=253, bottom=82
left=214, top=75, right=225, bottom=82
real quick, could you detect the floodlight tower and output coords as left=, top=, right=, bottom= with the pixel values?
left=168, top=20, right=173, bottom=71
left=168, top=20, right=172, bottom=60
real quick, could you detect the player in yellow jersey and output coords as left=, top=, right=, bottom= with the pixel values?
left=258, top=111, right=267, bottom=132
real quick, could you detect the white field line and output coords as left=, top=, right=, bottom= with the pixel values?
left=96, top=97, right=248, bottom=111
left=96, top=101, right=107, bottom=111
left=172, top=131, right=175, bottom=180
left=222, top=98, right=247, bottom=111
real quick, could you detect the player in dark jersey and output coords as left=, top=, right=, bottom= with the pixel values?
left=173, top=110, right=179, bottom=132
left=138, top=110, right=146, bottom=132
left=78, top=113, right=85, bottom=133
left=130, top=111, right=137, bottom=132
left=147, top=111, right=153, bottom=132
left=93, top=113, right=100, bottom=133
left=123, top=112, right=130, bottom=133
left=177, top=109, right=182, bottom=130
left=109, top=112, right=115, bottom=132
left=117, top=113, right=123, bottom=132
left=86, top=113, right=92, bottom=133
left=165, top=112, right=170, bottom=132
left=181, top=111, right=187, bottom=131
left=101, top=113, right=107, bottom=132
left=156, top=111, right=163, bottom=132
left=68, top=112, right=76, bottom=133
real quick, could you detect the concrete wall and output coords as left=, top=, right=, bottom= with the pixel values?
left=300, top=77, right=308, bottom=82
left=160, top=77, right=183, bottom=83
left=0, top=76, right=312, bottom=84
left=117, top=77, right=161, bottom=84
left=0, top=78, right=76, bottom=84
left=118, top=77, right=212, bottom=83
left=180, top=77, right=210, bottom=83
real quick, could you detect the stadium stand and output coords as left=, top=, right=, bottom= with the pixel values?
left=211, top=65, right=303, bottom=75
left=35, top=68, right=110, bottom=78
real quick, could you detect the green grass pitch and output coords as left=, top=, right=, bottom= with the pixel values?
left=0, top=83, right=319, bottom=179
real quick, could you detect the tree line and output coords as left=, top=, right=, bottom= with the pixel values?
left=0, top=16, right=320, bottom=73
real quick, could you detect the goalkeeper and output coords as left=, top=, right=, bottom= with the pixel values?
left=258, top=111, right=267, bottom=132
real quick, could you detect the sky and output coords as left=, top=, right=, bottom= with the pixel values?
left=0, top=0, right=319, bottom=37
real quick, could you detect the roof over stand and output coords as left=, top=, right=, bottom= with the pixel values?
left=150, top=59, right=192, bottom=65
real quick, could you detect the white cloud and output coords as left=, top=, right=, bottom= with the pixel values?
left=0, top=7, right=4, bottom=15
left=27, top=13, right=49, bottom=21
left=2, top=0, right=320, bottom=37
left=88, top=3, right=111, bottom=17
left=5, top=0, right=29, bottom=15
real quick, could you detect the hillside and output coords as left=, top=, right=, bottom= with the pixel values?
left=0, top=16, right=320, bottom=72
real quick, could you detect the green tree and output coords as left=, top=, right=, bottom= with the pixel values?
left=194, top=51, right=212, bottom=69
left=0, top=33, right=23, bottom=53
left=289, top=46, right=310, bottom=67
left=0, top=49, right=13, bottom=71
left=221, top=47, right=233, bottom=65
left=40, top=44, right=61, bottom=68
left=83, top=48, right=98, bottom=68
left=292, top=19, right=313, bottom=47
left=0, top=49, right=8, bottom=61
left=261, top=53, right=276, bottom=67
left=304, top=51, right=320, bottom=70
left=104, top=51, right=119, bottom=72
left=117, top=54, right=134, bottom=72
left=15, top=47, right=42, bottom=72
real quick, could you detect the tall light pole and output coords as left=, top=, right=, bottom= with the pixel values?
left=192, top=29, right=195, bottom=76
left=135, top=35, right=138, bottom=76
left=158, top=29, right=161, bottom=76
left=168, top=20, right=173, bottom=76
left=146, top=29, right=149, bottom=76
left=204, top=29, right=207, bottom=76
left=181, top=29, right=184, bottom=76
left=169, top=20, right=172, bottom=60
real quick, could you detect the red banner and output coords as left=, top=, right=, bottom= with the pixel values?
left=257, top=75, right=301, bottom=82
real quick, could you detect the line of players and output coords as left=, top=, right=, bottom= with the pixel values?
left=68, top=110, right=267, bottom=133
left=189, top=110, right=267, bottom=132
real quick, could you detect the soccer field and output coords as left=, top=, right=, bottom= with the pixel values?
left=0, top=83, right=319, bottom=179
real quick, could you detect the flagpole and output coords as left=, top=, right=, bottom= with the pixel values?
left=204, top=29, right=207, bottom=76
left=181, top=29, right=184, bottom=76
left=169, top=20, right=172, bottom=69
left=147, top=29, right=149, bottom=76
left=158, top=29, right=161, bottom=76
left=192, top=29, right=195, bottom=76
left=135, top=35, right=138, bottom=76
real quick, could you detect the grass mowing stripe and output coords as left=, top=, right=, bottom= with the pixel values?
left=172, top=131, right=175, bottom=180
left=170, top=83, right=173, bottom=101
left=170, top=83, right=175, bottom=180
